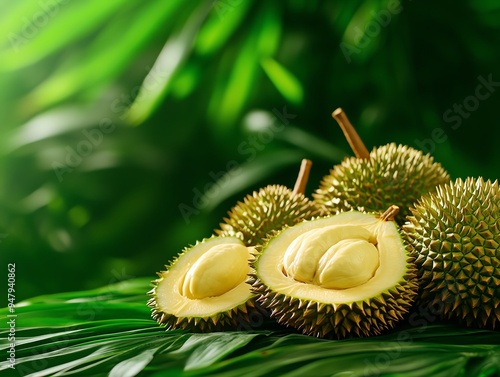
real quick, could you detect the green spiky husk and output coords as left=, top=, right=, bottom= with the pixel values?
left=313, top=143, right=450, bottom=224
left=403, top=177, right=500, bottom=330
left=216, top=184, right=322, bottom=246
left=147, top=237, right=265, bottom=332
left=249, top=228, right=419, bottom=339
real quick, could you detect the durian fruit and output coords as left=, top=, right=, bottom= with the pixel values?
left=147, top=236, right=261, bottom=331
left=249, top=206, right=419, bottom=339
left=313, top=108, right=450, bottom=224
left=216, top=159, right=322, bottom=246
left=403, top=177, right=500, bottom=330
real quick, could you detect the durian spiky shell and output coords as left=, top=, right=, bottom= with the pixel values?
left=313, top=143, right=450, bottom=224
left=216, top=184, right=322, bottom=246
left=403, top=177, right=500, bottom=330
left=249, top=217, right=419, bottom=339
left=147, top=236, right=264, bottom=332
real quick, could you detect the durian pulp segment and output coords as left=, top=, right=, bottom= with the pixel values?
left=282, top=225, right=379, bottom=288
left=154, top=237, right=254, bottom=318
left=257, top=212, right=408, bottom=304
left=179, top=243, right=249, bottom=299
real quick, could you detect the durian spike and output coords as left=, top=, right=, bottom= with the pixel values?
left=292, top=159, right=312, bottom=195
left=332, top=108, right=370, bottom=160
left=379, top=205, right=400, bottom=222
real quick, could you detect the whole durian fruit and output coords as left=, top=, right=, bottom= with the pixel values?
left=216, top=159, right=322, bottom=246
left=403, top=177, right=500, bottom=330
left=147, top=236, right=263, bottom=331
left=250, top=205, right=419, bottom=339
left=313, top=108, right=450, bottom=224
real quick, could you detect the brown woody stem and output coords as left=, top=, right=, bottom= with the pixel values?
left=332, top=108, right=370, bottom=160
left=292, top=159, right=312, bottom=195
left=379, top=205, right=400, bottom=222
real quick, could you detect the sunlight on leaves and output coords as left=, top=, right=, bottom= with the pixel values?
left=260, top=57, right=303, bottom=105
left=127, top=2, right=212, bottom=126
left=195, top=1, right=252, bottom=56
left=109, top=347, right=159, bottom=377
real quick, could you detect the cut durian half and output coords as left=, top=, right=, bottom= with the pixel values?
left=250, top=206, right=418, bottom=339
left=148, top=236, right=259, bottom=331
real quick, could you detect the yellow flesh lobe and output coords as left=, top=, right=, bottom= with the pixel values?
left=316, top=238, right=379, bottom=289
left=259, top=212, right=407, bottom=303
left=283, top=225, right=379, bottom=289
left=180, top=243, right=249, bottom=299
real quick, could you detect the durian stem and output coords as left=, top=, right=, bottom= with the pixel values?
left=292, top=159, right=312, bottom=196
left=332, top=108, right=370, bottom=160
left=379, top=205, right=400, bottom=222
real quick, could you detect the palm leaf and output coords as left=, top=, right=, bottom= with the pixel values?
left=2, top=278, right=499, bottom=377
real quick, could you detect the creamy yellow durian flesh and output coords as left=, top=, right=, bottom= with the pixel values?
left=250, top=207, right=418, bottom=339
left=148, top=236, right=259, bottom=331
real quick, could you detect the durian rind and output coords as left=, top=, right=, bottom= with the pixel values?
left=250, top=211, right=419, bottom=339
left=313, top=143, right=450, bottom=224
left=217, top=184, right=322, bottom=246
left=147, top=236, right=263, bottom=332
left=403, top=177, right=500, bottom=330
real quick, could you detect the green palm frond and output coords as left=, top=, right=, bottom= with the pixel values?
left=1, top=278, right=499, bottom=376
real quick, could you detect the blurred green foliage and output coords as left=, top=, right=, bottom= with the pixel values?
left=1, top=0, right=500, bottom=299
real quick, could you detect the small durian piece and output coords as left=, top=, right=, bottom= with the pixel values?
left=147, top=236, right=261, bottom=331
left=403, top=177, right=500, bottom=330
left=216, top=159, right=322, bottom=246
left=250, top=206, right=419, bottom=339
left=313, top=108, right=450, bottom=224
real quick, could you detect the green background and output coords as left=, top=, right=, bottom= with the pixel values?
left=1, top=0, right=500, bottom=300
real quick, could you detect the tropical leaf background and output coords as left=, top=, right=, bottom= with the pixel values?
left=1, top=0, right=500, bottom=376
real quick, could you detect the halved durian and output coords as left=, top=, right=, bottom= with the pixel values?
left=250, top=206, right=418, bottom=339
left=148, top=236, right=260, bottom=331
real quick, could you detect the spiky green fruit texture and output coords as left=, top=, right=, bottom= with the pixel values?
left=250, top=208, right=419, bottom=339
left=216, top=184, right=322, bottom=246
left=403, top=177, right=500, bottom=330
left=313, top=143, right=450, bottom=224
left=147, top=236, right=262, bottom=332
